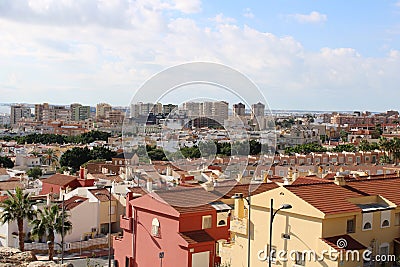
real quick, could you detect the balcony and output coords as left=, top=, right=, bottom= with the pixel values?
left=230, top=217, right=247, bottom=235
left=120, top=215, right=133, bottom=231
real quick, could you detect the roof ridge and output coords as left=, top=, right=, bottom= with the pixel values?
left=347, top=176, right=400, bottom=183
left=285, top=181, right=333, bottom=187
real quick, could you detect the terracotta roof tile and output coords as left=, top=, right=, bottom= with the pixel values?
left=62, top=196, right=88, bottom=210
left=322, top=235, right=366, bottom=251
left=0, top=181, right=25, bottom=191
left=43, top=174, right=79, bottom=187
left=0, top=168, right=8, bottom=176
left=155, top=189, right=216, bottom=214
left=346, top=177, right=400, bottom=205
left=89, top=188, right=116, bottom=202
left=213, top=183, right=279, bottom=199
left=286, top=183, right=363, bottom=215
left=179, top=230, right=215, bottom=245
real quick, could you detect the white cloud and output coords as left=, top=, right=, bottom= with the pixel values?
left=0, top=2, right=399, bottom=110
left=288, top=11, right=327, bottom=24
left=396, top=1, right=400, bottom=7
left=210, top=13, right=236, bottom=24
left=243, top=8, right=254, bottom=19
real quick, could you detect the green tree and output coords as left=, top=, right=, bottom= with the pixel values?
left=60, top=147, right=92, bottom=172
left=0, top=188, right=35, bottom=251
left=31, top=204, right=72, bottom=261
left=26, top=167, right=43, bottom=179
left=332, top=144, right=357, bottom=153
left=0, top=156, right=14, bottom=168
left=339, top=130, right=349, bottom=142
left=42, top=149, right=58, bottom=167
left=90, top=146, right=116, bottom=161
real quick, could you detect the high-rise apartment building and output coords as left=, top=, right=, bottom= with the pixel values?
left=70, top=103, right=90, bottom=121
left=233, top=102, right=246, bottom=116
left=96, top=103, right=112, bottom=119
left=251, top=102, right=265, bottom=119
left=10, top=105, right=31, bottom=125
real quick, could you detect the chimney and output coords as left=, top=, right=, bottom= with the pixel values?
left=233, top=193, right=245, bottom=219
left=79, top=167, right=87, bottom=179
left=201, top=180, right=214, bottom=192
left=334, top=172, right=346, bottom=186
left=146, top=177, right=153, bottom=192
left=46, top=193, right=51, bottom=206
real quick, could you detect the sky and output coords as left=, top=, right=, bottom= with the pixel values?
left=0, top=0, right=400, bottom=112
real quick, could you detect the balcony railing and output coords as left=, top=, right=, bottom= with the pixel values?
left=120, top=215, right=133, bottom=231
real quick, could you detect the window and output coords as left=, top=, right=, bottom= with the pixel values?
left=111, top=206, right=116, bottom=215
left=362, top=213, right=373, bottom=231
left=151, top=218, right=160, bottom=237
left=363, top=222, right=372, bottom=230
left=395, top=212, right=400, bottom=226
left=381, top=220, right=389, bottom=227
left=379, top=244, right=389, bottom=256
left=295, top=251, right=305, bottom=266
left=380, top=210, right=391, bottom=228
left=202, top=215, right=212, bottom=229
left=347, top=217, right=356, bottom=233
left=217, top=212, right=228, bottom=227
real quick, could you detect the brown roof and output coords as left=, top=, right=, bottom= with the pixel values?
left=0, top=168, right=8, bottom=176
left=155, top=188, right=216, bottom=214
left=322, top=235, right=366, bottom=251
left=62, top=196, right=88, bottom=210
left=346, top=177, right=400, bottom=205
left=0, top=181, right=25, bottom=191
left=286, top=183, right=363, bottom=215
left=129, top=187, right=148, bottom=196
left=291, top=177, right=331, bottom=186
left=213, top=183, right=279, bottom=199
left=179, top=230, right=215, bottom=245
left=43, top=174, right=79, bottom=187
left=89, top=188, right=116, bottom=202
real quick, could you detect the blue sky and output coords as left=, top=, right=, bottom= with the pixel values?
left=0, top=0, right=399, bottom=112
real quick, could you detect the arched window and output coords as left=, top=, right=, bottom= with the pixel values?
left=152, top=218, right=160, bottom=237
left=363, top=222, right=372, bottom=230
left=381, top=220, right=389, bottom=227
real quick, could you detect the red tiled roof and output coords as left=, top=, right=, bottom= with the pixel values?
left=346, top=177, right=400, bottom=205
left=129, top=187, right=148, bottom=196
left=43, top=174, right=79, bottom=187
left=286, top=183, right=363, bottom=215
left=291, top=177, right=331, bottom=186
left=322, top=235, right=366, bottom=251
left=89, top=188, right=116, bottom=202
left=62, top=196, right=88, bottom=210
left=213, top=183, right=279, bottom=199
left=0, top=181, right=25, bottom=191
left=179, top=230, right=215, bottom=245
left=155, top=189, right=216, bottom=214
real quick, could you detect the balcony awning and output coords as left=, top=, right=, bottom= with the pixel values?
left=321, top=234, right=366, bottom=251
left=211, top=201, right=232, bottom=212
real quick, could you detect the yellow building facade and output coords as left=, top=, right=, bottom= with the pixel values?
left=223, top=178, right=400, bottom=267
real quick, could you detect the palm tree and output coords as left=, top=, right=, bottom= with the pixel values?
left=31, top=204, right=72, bottom=261
left=42, top=148, right=58, bottom=167
left=0, top=187, right=35, bottom=251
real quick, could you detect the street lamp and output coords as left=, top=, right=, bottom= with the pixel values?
left=231, top=191, right=251, bottom=267
left=95, top=185, right=113, bottom=267
left=268, top=199, right=292, bottom=267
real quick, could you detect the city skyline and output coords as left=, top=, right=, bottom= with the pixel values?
left=1, top=1, right=400, bottom=111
